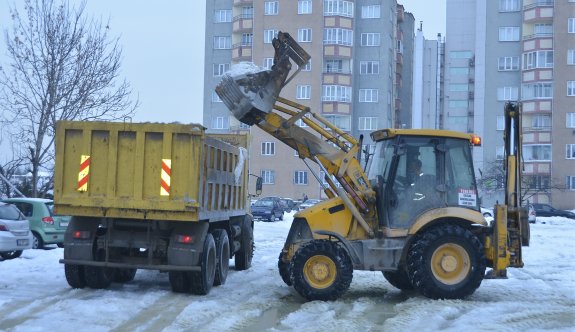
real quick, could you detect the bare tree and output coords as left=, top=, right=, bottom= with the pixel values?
left=0, top=0, right=138, bottom=197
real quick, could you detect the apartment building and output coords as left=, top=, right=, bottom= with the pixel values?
left=443, top=0, right=575, bottom=209
left=204, top=0, right=412, bottom=200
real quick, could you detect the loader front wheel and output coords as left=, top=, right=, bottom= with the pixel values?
left=290, top=240, right=352, bottom=301
left=383, top=266, right=414, bottom=290
left=278, top=251, right=292, bottom=286
left=407, top=225, right=486, bottom=299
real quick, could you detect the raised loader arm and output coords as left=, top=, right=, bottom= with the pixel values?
left=216, top=32, right=376, bottom=236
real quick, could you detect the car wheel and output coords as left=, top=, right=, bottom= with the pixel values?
left=32, top=232, right=44, bottom=249
left=0, top=250, right=23, bottom=260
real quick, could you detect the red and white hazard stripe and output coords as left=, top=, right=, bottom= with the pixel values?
left=160, top=159, right=171, bottom=196
left=77, top=155, right=91, bottom=192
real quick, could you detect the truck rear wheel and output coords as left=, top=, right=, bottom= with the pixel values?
left=190, top=233, right=216, bottom=295
left=383, top=266, right=414, bottom=290
left=407, top=224, right=486, bottom=299
left=64, top=264, right=86, bottom=288
left=290, top=240, right=353, bottom=301
left=235, top=215, right=254, bottom=270
left=85, top=249, right=116, bottom=289
left=169, top=271, right=190, bottom=293
left=114, top=268, right=137, bottom=283
left=212, top=229, right=230, bottom=286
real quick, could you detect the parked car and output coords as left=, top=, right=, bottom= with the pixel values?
left=531, top=203, right=575, bottom=220
left=528, top=204, right=536, bottom=224
left=251, top=197, right=284, bottom=222
left=0, top=202, right=33, bottom=260
left=1, top=198, right=70, bottom=249
left=280, top=198, right=297, bottom=213
left=298, top=199, right=322, bottom=211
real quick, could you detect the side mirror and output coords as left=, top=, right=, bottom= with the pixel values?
left=256, top=177, right=263, bottom=196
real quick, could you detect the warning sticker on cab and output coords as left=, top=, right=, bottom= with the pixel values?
left=458, top=188, right=477, bottom=207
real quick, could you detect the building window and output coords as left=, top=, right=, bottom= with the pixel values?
left=449, top=84, right=469, bottom=92
left=449, top=100, right=468, bottom=108
left=323, top=0, right=354, bottom=17
left=241, top=33, right=253, bottom=46
left=496, top=116, right=505, bottom=131
left=212, top=92, right=222, bottom=103
left=324, top=28, right=353, bottom=46
left=522, top=83, right=553, bottom=99
left=322, top=85, right=352, bottom=102
left=569, top=18, right=575, bottom=33
left=496, top=146, right=505, bottom=160
left=299, top=61, right=312, bottom=71
left=213, top=36, right=231, bottom=49
left=449, top=67, right=470, bottom=75
left=263, top=58, right=274, bottom=70
left=532, top=115, right=551, bottom=129
left=568, top=50, right=575, bottom=65
left=567, top=113, right=575, bottom=128
left=522, top=51, right=553, bottom=70
left=323, top=115, right=351, bottom=131
left=298, top=28, right=312, bottom=42
left=264, top=1, right=279, bottom=15
left=568, top=81, right=575, bottom=96
left=294, top=171, right=308, bottom=185
left=213, top=63, right=230, bottom=77
left=361, top=5, right=380, bottom=18
left=297, top=85, right=311, bottom=99
left=360, top=33, right=381, bottom=46
left=261, top=170, right=275, bottom=184
left=499, top=0, right=519, bottom=12
left=359, top=61, right=379, bottom=74
left=498, top=56, right=519, bottom=71
left=358, top=117, right=378, bottom=130
left=529, top=175, right=550, bottom=190
left=567, top=176, right=575, bottom=191
left=324, top=60, right=343, bottom=73
left=264, top=30, right=278, bottom=43
left=212, top=116, right=229, bottom=129
left=359, top=89, right=378, bottom=103
left=296, top=114, right=311, bottom=127
left=566, top=144, right=575, bottom=159
left=523, top=145, right=552, bottom=162
left=499, top=26, right=520, bottom=41
left=497, top=86, right=519, bottom=101
left=214, top=10, right=232, bottom=23
left=261, top=142, right=275, bottom=155
left=298, top=0, right=312, bottom=14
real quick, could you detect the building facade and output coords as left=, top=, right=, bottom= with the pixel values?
left=204, top=0, right=412, bottom=200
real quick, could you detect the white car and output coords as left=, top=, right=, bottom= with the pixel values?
left=0, top=202, right=33, bottom=260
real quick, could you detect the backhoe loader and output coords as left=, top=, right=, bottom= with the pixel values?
left=216, top=32, right=529, bottom=301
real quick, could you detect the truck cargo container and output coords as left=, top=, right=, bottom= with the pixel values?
left=55, top=121, right=256, bottom=294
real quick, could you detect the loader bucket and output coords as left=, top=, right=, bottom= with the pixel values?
left=215, top=31, right=310, bottom=126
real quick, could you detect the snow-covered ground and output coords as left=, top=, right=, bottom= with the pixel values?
left=1, top=213, right=574, bottom=331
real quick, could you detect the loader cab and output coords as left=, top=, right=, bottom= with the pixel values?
left=367, top=129, right=480, bottom=229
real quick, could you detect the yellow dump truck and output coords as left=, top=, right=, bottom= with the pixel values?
left=55, top=121, right=257, bottom=294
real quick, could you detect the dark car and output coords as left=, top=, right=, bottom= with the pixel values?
left=280, top=198, right=297, bottom=213
left=531, top=203, right=575, bottom=220
left=251, top=197, right=284, bottom=222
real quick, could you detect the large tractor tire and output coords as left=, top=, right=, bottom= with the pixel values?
left=407, top=224, right=486, bottom=299
left=278, top=251, right=292, bottom=286
left=64, top=264, right=86, bottom=288
left=190, top=233, right=216, bottom=295
left=290, top=240, right=353, bottom=301
left=383, top=266, right=414, bottom=290
left=212, top=229, right=230, bottom=286
left=235, top=215, right=254, bottom=271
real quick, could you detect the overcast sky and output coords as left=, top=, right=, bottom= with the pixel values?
left=0, top=1, right=445, bottom=125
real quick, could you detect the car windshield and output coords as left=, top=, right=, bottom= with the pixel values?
left=254, top=200, right=273, bottom=207
left=0, top=204, right=24, bottom=220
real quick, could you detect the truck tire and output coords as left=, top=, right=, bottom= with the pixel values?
left=278, top=251, right=292, bottom=286
left=65, top=264, right=86, bottom=288
left=406, top=224, right=486, bottom=299
left=235, top=215, right=254, bottom=271
left=114, top=268, right=137, bottom=283
left=290, top=239, right=353, bottom=301
left=190, top=233, right=216, bottom=295
left=383, top=266, right=414, bottom=290
left=85, top=249, right=116, bottom=289
left=212, top=229, right=230, bottom=286
left=169, top=271, right=190, bottom=293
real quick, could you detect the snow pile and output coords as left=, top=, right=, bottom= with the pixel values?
left=225, top=62, right=267, bottom=77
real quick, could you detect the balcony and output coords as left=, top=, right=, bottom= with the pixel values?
left=231, top=43, right=252, bottom=61
left=524, top=0, right=554, bottom=10
left=523, top=32, right=553, bottom=40
left=233, top=0, right=253, bottom=6
left=523, top=2, right=554, bottom=22
left=232, top=14, right=253, bottom=32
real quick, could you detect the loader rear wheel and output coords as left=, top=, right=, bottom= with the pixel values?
left=383, top=266, right=414, bottom=290
left=212, top=229, right=230, bottom=286
left=278, top=251, right=292, bottom=286
left=290, top=240, right=352, bottom=301
left=64, top=264, right=86, bottom=289
left=407, top=224, right=486, bottom=299
left=235, top=216, right=254, bottom=271
left=190, top=233, right=216, bottom=295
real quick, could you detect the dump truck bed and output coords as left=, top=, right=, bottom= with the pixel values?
left=54, top=121, right=248, bottom=222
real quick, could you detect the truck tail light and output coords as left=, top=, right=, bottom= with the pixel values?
left=42, top=217, right=54, bottom=225
left=73, top=231, right=91, bottom=239
left=176, top=235, right=193, bottom=244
